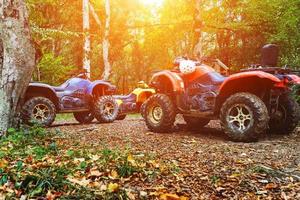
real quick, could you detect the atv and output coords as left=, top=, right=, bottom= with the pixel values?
left=142, top=45, right=300, bottom=142
left=21, top=73, right=119, bottom=126
left=114, top=81, right=155, bottom=120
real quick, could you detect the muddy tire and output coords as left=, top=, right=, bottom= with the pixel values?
left=74, top=112, right=94, bottom=124
left=94, top=96, right=119, bottom=123
left=21, top=97, right=56, bottom=127
left=140, top=99, right=149, bottom=119
left=116, top=114, right=126, bottom=120
left=220, top=92, right=269, bottom=142
left=144, top=94, right=176, bottom=132
left=269, top=95, right=300, bottom=135
left=183, top=116, right=210, bottom=131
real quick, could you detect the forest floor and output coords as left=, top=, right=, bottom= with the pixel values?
left=49, top=115, right=300, bottom=199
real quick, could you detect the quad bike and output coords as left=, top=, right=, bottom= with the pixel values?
left=114, top=81, right=155, bottom=120
left=142, top=45, right=300, bottom=142
left=21, top=73, right=119, bottom=126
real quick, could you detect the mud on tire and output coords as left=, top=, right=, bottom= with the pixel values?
left=183, top=116, right=210, bottom=131
left=74, top=112, right=94, bottom=124
left=220, top=92, right=269, bottom=142
left=116, top=114, right=126, bottom=120
left=268, top=95, right=300, bottom=135
left=144, top=94, right=176, bottom=132
left=21, top=97, right=56, bottom=127
left=140, top=99, right=149, bottom=119
left=94, top=96, right=119, bottom=123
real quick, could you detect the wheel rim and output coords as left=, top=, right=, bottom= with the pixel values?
left=32, top=104, right=50, bottom=123
left=226, top=104, right=254, bottom=133
left=102, top=102, right=115, bottom=118
left=148, top=103, right=163, bottom=124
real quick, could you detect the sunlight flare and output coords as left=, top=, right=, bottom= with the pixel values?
left=140, top=0, right=164, bottom=7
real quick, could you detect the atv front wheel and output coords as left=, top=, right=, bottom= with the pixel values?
left=144, top=94, right=176, bottom=132
left=74, top=112, right=94, bottom=124
left=183, top=116, right=210, bottom=131
left=268, top=95, right=300, bottom=135
left=220, top=92, right=269, bottom=142
left=21, top=97, right=56, bottom=127
left=94, top=96, right=119, bottom=123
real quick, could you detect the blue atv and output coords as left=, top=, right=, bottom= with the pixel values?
left=21, top=73, right=119, bottom=126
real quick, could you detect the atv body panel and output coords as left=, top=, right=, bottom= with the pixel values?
left=25, top=77, right=116, bottom=113
left=114, top=87, right=155, bottom=115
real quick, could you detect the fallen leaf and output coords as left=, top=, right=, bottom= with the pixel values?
left=127, top=154, right=136, bottom=166
left=107, top=183, right=119, bottom=193
left=67, top=177, right=90, bottom=187
left=110, top=170, right=119, bottom=179
left=90, top=169, right=102, bottom=177
left=160, top=193, right=180, bottom=200
left=0, top=159, right=8, bottom=168
left=265, top=183, right=278, bottom=190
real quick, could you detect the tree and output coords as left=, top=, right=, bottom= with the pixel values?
left=101, top=0, right=111, bottom=80
left=83, top=0, right=91, bottom=78
left=0, top=0, right=35, bottom=133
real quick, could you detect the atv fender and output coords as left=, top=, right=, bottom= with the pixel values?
left=87, top=80, right=116, bottom=96
left=150, top=70, right=185, bottom=93
left=132, top=88, right=156, bottom=103
left=216, top=71, right=281, bottom=112
left=25, top=83, right=59, bottom=108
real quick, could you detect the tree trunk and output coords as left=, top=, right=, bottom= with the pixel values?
left=83, top=0, right=91, bottom=78
left=101, top=0, right=111, bottom=81
left=0, top=0, right=35, bottom=133
left=193, top=0, right=203, bottom=59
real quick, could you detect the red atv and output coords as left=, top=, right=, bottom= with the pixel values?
left=142, top=47, right=300, bottom=142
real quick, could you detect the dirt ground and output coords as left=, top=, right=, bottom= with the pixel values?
left=50, top=115, right=300, bottom=199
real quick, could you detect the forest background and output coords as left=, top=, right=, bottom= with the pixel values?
left=28, top=0, right=300, bottom=93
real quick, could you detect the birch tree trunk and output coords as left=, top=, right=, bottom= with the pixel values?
left=193, top=0, right=203, bottom=59
left=83, top=0, right=91, bottom=78
left=0, top=0, right=35, bottom=133
left=101, top=0, right=111, bottom=81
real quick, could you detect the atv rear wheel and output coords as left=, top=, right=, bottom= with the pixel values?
left=140, top=99, right=149, bottom=119
left=74, top=112, right=94, bottom=124
left=94, top=96, right=119, bottom=123
left=220, top=92, right=269, bottom=142
left=21, top=97, right=56, bottom=127
left=116, top=114, right=127, bottom=120
left=268, top=95, right=300, bottom=135
left=183, top=116, right=210, bottom=131
left=144, top=94, right=176, bottom=132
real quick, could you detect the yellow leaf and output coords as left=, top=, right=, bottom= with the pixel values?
left=127, top=154, right=136, bottom=165
left=180, top=196, right=189, bottom=200
left=110, top=170, right=119, bottom=179
left=160, top=193, right=180, bottom=200
left=0, top=159, right=8, bottom=168
left=108, top=183, right=119, bottom=193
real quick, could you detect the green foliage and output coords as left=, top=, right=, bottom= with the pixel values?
left=0, top=125, right=174, bottom=198
left=34, top=52, right=75, bottom=85
left=292, top=84, right=300, bottom=104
